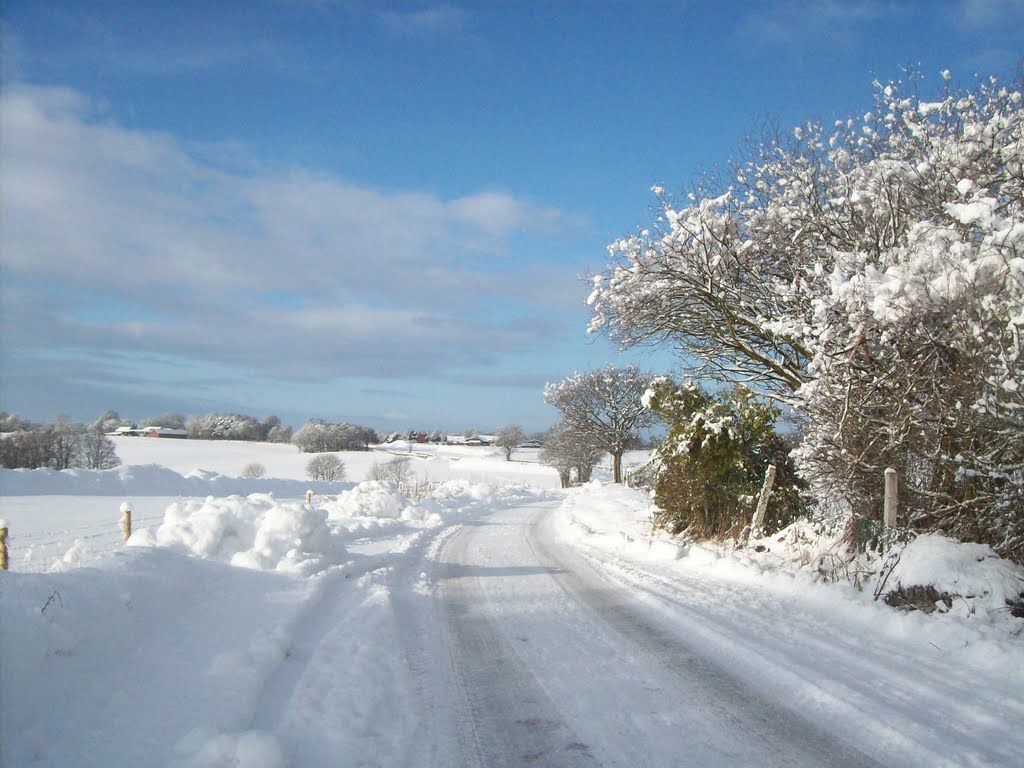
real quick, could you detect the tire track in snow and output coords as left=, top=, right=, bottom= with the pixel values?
left=544, top=511, right=1023, bottom=767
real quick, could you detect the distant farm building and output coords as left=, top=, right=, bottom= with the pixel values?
left=110, top=426, right=188, bottom=439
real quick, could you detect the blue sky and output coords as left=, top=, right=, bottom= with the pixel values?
left=1, top=1, right=1021, bottom=433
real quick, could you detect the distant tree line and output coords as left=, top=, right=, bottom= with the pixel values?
left=0, top=414, right=120, bottom=471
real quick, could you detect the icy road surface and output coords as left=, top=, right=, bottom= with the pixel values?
left=8, top=493, right=1019, bottom=767
left=241, top=499, right=1024, bottom=767
left=402, top=501, right=882, bottom=768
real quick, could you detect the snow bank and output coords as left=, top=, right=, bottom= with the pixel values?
left=322, top=479, right=554, bottom=525
left=879, top=534, right=1024, bottom=619
left=323, top=481, right=408, bottom=519
left=0, top=547, right=315, bottom=767
left=554, top=481, right=682, bottom=562
left=555, top=482, right=1024, bottom=639
left=0, top=463, right=351, bottom=497
left=172, top=729, right=285, bottom=768
left=130, top=493, right=342, bottom=575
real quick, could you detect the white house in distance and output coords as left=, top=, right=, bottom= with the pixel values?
left=110, top=426, right=188, bottom=439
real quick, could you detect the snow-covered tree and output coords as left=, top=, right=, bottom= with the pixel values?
left=494, top=424, right=526, bottom=461
left=292, top=421, right=376, bottom=453
left=539, top=420, right=603, bottom=488
left=144, top=412, right=186, bottom=430
left=266, top=424, right=293, bottom=443
left=306, top=453, right=345, bottom=481
left=544, top=365, right=655, bottom=483
left=590, top=70, right=1024, bottom=560
left=186, top=413, right=261, bottom=441
left=92, top=410, right=129, bottom=434
left=366, top=456, right=413, bottom=485
left=78, top=427, right=121, bottom=470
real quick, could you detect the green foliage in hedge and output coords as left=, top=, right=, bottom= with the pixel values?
left=645, top=379, right=806, bottom=538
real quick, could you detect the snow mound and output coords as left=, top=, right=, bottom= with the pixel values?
left=173, top=729, right=285, bottom=768
left=325, top=481, right=408, bottom=519
left=554, top=481, right=682, bottom=562
left=0, top=463, right=351, bottom=497
left=130, top=493, right=342, bottom=575
left=880, top=533, right=1024, bottom=619
left=322, top=479, right=552, bottom=525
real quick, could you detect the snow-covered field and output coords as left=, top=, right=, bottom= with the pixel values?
left=1, top=439, right=1022, bottom=767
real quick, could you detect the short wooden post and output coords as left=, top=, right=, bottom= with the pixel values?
left=750, top=465, right=777, bottom=537
left=120, top=502, right=133, bottom=542
left=306, top=490, right=313, bottom=505
left=1, top=526, right=8, bottom=571
left=884, top=468, right=898, bottom=528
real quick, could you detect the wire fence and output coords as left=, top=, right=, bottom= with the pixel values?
left=0, top=509, right=166, bottom=572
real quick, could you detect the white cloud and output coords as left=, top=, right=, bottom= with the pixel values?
left=378, top=6, right=470, bottom=40
left=735, top=0, right=895, bottom=49
left=0, top=82, right=578, bottom=391
left=957, top=0, right=1024, bottom=29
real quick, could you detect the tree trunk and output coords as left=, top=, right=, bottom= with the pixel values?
left=613, top=451, right=623, bottom=484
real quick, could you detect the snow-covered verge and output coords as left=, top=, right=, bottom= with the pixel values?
left=0, top=463, right=351, bottom=497
left=554, top=481, right=1024, bottom=669
left=0, top=478, right=554, bottom=767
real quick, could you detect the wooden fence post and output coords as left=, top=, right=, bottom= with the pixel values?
left=306, top=490, right=313, bottom=505
left=750, top=465, right=777, bottom=537
left=884, top=468, right=898, bottom=528
left=121, top=502, right=133, bottom=542
left=1, top=526, right=8, bottom=571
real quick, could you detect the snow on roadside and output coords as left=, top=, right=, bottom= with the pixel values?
left=129, top=494, right=342, bottom=575
left=0, top=463, right=350, bottom=497
left=553, top=481, right=1024, bottom=669
left=0, top=478, right=555, bottom=767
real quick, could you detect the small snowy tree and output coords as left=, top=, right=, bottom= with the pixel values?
left=494, top=424, right=526, bottom=461
left=544, top=365, right=655, bottom=483
left=266, top=424, right=293, bottom=443
left=540, top=420, right=603, bottom=488
left=77, top=427, right=121, bottom=470
left=306, top=454, right=345, bottom=481
left=241, top=462, right=266, bottom=479
left=366, top=456, right=413, bottom=485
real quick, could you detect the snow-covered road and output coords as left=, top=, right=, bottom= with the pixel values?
left=389, top=501, right=878, bottom=768
left=5, top=489, right=1021, bottom=767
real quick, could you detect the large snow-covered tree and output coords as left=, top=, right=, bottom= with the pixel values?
left=590, top=71, right=1024, bottom=560
left=544, top=365, right=655, bottom=483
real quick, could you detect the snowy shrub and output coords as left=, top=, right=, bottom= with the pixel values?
left=589, top=70, right=1024, bottom=561
left=265, top=424, right=292, bottom=443
left=365, top=456, right=413, bottom=485
left=240, top=462, right=266, bottom=479
left=292, top=420, right=375, bottom=453
left=644, top=378, right=806, bottom=538
left=186, top=413, right=262, bottom=441
left=306, top=454, right=345, bottom=481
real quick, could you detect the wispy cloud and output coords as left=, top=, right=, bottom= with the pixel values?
left=735, top=1, right=897, bottom=50
left=956, top=0, right=1024, bottom=29
left=378, top=5, right=470, bottom=41
left=0, top=82, right=576, bottom=396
